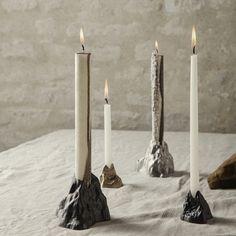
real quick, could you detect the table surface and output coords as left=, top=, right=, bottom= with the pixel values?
left=0, top=130, right=236, bottom=236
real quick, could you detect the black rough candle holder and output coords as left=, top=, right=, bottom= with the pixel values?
left=56, top=174, right=110, bottom=230
left=180, top=190, right=213, bottom=224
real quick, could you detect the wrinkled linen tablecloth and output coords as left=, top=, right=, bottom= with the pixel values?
left=0, top=130, right=235, bottom=236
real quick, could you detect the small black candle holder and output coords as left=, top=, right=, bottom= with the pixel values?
left=180, top=190, right=213, bottom=224
left=56, top=174, right=110, bottom=230
left=100, top=163, right=123, bottom=188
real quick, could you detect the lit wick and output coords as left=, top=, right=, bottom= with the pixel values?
left=155, top=40, right=158, bottom=53
left=104, top=80, right=109, bottom=104
left=192, top=26, right=196, bottom=54
left=80, top=28, right=85, bottom=52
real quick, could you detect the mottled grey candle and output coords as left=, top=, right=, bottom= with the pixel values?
left=151, top=47, right=164, bottom=145
left=137, top=41, right=174, bottom=177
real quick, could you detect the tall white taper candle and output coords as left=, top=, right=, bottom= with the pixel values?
left=190, top=26, right=199, bottom=197
left=75, top=28, right=91, bottom=180
left=104, top=80, right=112, bottom=168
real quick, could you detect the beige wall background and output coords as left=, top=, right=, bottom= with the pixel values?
left=0, top=0, right=235, bottom=151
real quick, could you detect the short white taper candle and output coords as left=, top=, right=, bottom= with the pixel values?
left=104, top=80, right=112, bottom=168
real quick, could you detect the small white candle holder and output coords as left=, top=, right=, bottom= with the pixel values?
left=137, top=140, right=174, bottom=177
left=100, top=163, right=123, bottom=188
left=180, top=190, right=213, bottom=224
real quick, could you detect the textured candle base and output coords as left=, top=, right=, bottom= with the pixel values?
left=137, top=141, right=174, bottom=177
left=56, top=174, right=110, bottom=230
left=180, top=191, right=213, bottom=224
left=208, top=153, right=236, bottom=189
left=100, top=164, right=123, bottom=188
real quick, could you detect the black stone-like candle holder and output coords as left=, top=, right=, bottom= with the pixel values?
left=180, top=191, right=213, bottom=224
left=100, top=163, right=123, bottom=188
left=56, top=174, right=110, bottom=230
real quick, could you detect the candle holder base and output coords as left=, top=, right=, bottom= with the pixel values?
left=180, top=190, right=213, bottom=224
left=100, top=163, right=123, bottom=188
left=56, top=173, right=110, bottom=230
left=137, top=141, right=174, bottom=177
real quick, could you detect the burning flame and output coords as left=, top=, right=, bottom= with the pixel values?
left=155, top=40, right=158, bottom=51
left=104, top=80, right=109, bottom=99
left=192, top=26, right=196, bottom=52
left=80, top=28, right=84, bottom=45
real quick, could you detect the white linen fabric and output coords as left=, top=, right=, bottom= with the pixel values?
left=0, top=130, right=235, bottom=236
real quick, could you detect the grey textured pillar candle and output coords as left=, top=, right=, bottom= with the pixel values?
left=151, top=49, right=164, bottom=145
left=137, top=42, right=174, bottom=177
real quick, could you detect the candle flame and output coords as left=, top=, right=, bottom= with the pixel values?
left=155, top=40, right=158, bottom=50
left=192, top=26, right=196, bottom=52
left=104, top=80, right=109, bottom=100
left=80, top=28, right=84, bottom=45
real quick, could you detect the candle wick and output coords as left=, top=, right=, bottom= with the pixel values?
left=193, top=46, right=196, bottom=54
left=105, top=98, right=109, bottom=104
left=82, top=44, right=85, bottom=52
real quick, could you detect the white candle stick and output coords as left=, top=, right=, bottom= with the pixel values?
left=75, top=28, right=91, bottom=180
left=190, top=26, right=199, bottom=197
left=104, top=80, right=112, bottom=168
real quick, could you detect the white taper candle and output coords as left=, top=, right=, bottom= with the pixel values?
left=104, top=80, right=112, bottom=168
left=190, top=26, right=199, bottom=197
